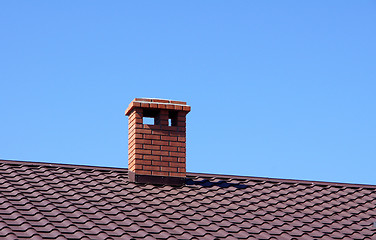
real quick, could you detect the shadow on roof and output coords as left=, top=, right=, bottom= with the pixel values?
left=186, top=179, right=248, bottom=189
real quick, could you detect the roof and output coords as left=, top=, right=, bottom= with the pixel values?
left=0, top=159, right=375, bottom=239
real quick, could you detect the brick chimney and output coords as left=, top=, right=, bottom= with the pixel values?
left=125, top=98, right=191, bottom=185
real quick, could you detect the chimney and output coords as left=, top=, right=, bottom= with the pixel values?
left=125, top=98, right=191, bottom=185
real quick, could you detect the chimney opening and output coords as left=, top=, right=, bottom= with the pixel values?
left=143, top=109, right=160, bottom=125
left=168, top=110, right=178, bottom=126
left=143, top=117, right=155, bottom=125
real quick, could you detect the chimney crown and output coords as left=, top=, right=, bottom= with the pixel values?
left=126, top=98, right=190, bottom=185
left=125, top=98, right=191, bottom=116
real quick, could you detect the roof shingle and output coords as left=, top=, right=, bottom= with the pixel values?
left=0, top=159, right=375, bottom=239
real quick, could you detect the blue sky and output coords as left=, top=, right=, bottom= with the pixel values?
left=1, top=1, right=375, bottom=185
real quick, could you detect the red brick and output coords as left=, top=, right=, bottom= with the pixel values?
left=128, top=124, right=135, bottom=132
left=166, top=104, right=174, bottom=110
left=161, top=146, right=178, bottom=152
left=128, top=159, right=135, bottom=166
left=140, top=103, right=150, bottom=108
left=128, top=119, right=136, bottom=127
left=143, top=165, right=160, bottom=171
left=174, top=105, right=183, bottom=111
left=133, top=102, right=142, bottom=108
left=128, top=147, right=135, bottom=155
left=177, top=121, right=186, bottom=127
left=152, top=150, right=169, bottom=156
left=128, top=135, right=135, bottom=144
left=170, top=172, right=185, bottom=177
left=170, top=100, right=187, bottom=105
left=152, top=140, right=169, bottom=146
left=157, top=103, right=167, bottom=109
left=178, top=167, right=186, bottom=173
left=128, top=136, right=136, bottom=144
left=137, top=160, right=151, bottom=165
left=161, top=156, right=178, bottom=162
left=147, top=125, right=161, bottom=131
left=149, top=103, right=158, bottom=108
left=128, top=143, right=135, bottom=150
left=144, top=144, right=160, bottom=150
left=144, top=134, right=160, bottom=140
left=177, top=127, right=186, bottom=132
left=152, top=99, right=170, bottom=103
left=161, top=167, right=177, bottom=172
left=135, top=164, right=143, bottom=170
left=178, top=147, right=186, bottom=153
left=154, top=130, right=169, bottom=136
left=160, top=109, right=169, bottom=115
left=170, top=152, right=185, bottom=158
left=177, top=116, right=186, bottom=121
left=137, top=129, right=152, bottom=134
left=129, top=123, right=142, bottom=131
left=135, top=149, right=151, bottom=155
left=143, top=155, right=160, bottom=161
left=162, top=126, right=177, bottom=131
left=129, top=133, right=136, bottom=140
left=159, top=120, right=169, bottom=126
left=134, top=98, right=150, bottom=102
left=172, top=132, right=184, bottom=138
left=133, top=118, right=143, bottom=124
left=134, top=118, right=143, bottom=124
left=182, top=106, right=191, bottom=112
left=169, top=141, right=185, bottom=147
left=178, top=158, right=186, bottom=163
left=129, top=153, right=142, bottom=161
left=135, top=139, right=152, bottom=145
left=130, top=109, right=142, bottom=117
left=169, top=162, right=185, bottom=168
left=133, top=143, right=143, bottom=149
left=135, top=133, right=143, bottom=139
left=128, top=114, right=136, bottom=123
left=128, top=129, right=136, bottom=138
left=170, top=100, right=186, bottom=105
left=152, top=161, right=169, bottom=167
left=134, top=170, right=151, bottom=175
left=178, top=137, right=186, bottom=142
left=161, top=136, right=177, bottom=141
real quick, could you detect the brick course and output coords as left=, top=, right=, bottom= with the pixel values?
left=125, top=98, right=190, bottom=178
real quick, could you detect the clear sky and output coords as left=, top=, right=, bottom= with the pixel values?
left=1, top=1, right=375, bottom=185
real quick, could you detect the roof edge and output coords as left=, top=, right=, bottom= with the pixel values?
left=1, top=159, right=375, bottom=189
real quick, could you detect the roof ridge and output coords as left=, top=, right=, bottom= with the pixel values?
left=1, top=159, right=375, bottom=189
left=0, top=159, right=127, bottom=172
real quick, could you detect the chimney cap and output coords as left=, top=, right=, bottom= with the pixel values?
left=125, top=98, right=191, bottom=116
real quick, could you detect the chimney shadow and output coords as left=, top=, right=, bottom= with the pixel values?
left=185, top=179, right=248, bottom=189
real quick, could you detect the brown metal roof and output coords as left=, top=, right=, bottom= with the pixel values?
left=0, top=159, right=375, bottom=239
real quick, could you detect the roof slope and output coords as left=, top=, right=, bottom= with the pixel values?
left=0, top=159, right=375, bottom=239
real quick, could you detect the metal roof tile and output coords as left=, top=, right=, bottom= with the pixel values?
left=0, top=159, right=375, bottom=239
